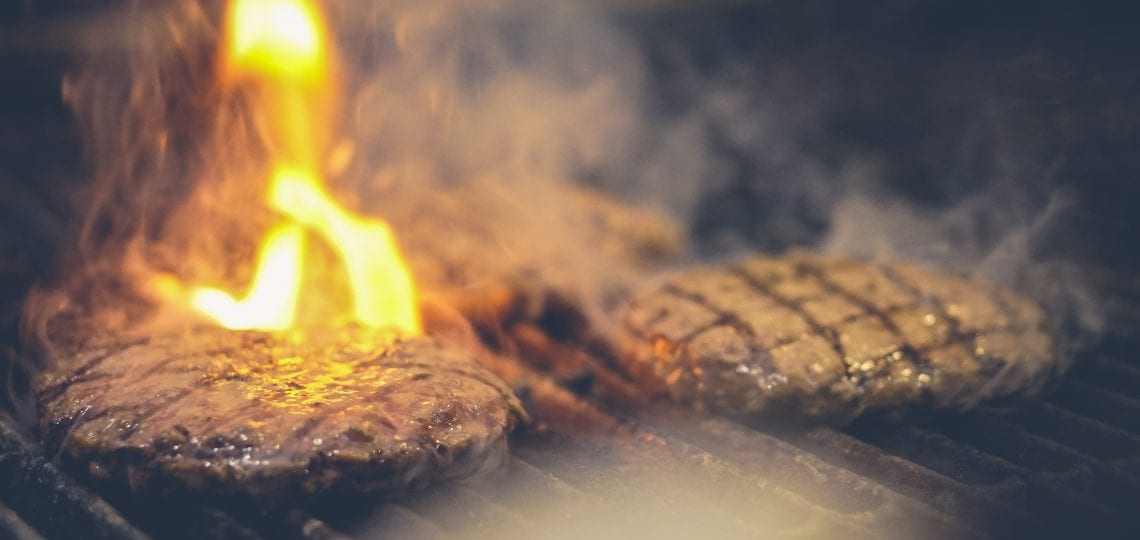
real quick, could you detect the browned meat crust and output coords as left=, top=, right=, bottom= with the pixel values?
left=619, top=251, right=1057, bottom=423
left=35, top=325, right=524, bottom=500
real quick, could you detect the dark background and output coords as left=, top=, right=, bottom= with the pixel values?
left=3, top=0, right=1140, bottom=388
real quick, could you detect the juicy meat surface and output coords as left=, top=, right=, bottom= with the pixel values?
left=35, top=325, right=525, bottom=499
left=619, top=251, right=1057, bottom=422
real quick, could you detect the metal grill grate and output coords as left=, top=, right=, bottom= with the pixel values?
left=3, top=336, right=1139, bottom=539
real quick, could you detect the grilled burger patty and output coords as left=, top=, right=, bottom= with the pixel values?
left=619, top=251, right=1057, bottom=422
left=35, top=325, right=525, bottom=499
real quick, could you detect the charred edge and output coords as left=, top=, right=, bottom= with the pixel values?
left=795, top=262, right=936, bottom=388
left=728, top=265, right=850, bottom=369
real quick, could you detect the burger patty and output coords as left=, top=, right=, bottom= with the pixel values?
left=35, top=325, right=525, bottom=500
left=619, top=251, right=1057, bottom=423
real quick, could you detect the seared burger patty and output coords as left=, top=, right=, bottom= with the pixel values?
left=619, top=251, right=1056, bottom=423
left=35, top=325, right=524, bottom=499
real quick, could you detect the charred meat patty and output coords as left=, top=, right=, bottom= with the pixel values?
left=619, top=251, right=1057, bottom=423
left=35, top=325, right=525, bottom=500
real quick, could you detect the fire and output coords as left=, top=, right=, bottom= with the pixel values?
left=191, top=224, right=305, bottom=330
left=269, top=165, right=419, bottom=331
left=188, top=0, right=421, bottom=334
left=227, top=0, right=325, bottom=83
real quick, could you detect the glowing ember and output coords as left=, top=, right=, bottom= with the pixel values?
left=190, top=0, right=421, bottom=335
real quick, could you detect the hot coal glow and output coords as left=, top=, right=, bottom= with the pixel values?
left=183, top=0, right=420, bottom=334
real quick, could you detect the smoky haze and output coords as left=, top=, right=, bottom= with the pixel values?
left=15, top=0, right=1126, bottom=372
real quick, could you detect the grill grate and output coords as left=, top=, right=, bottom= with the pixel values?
left=0, top=501, right=43, bottom=540
left=3, top=337, right=1140, bottom=539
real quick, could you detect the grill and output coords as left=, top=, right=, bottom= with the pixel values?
left=3, top=1, right=1140, bottom=538
left=3, top=335, right=1140, bottom=538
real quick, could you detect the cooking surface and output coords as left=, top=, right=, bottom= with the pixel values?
left=3, top=336, right=1140, bottom=538
left=3, top=1, right=1140, bottom=538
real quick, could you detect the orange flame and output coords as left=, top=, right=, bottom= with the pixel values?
left=191, top=224, right=305, bottom=330
left=226, top=0, right=325, bottom=84
left=188, top=0, right=421, bottom=335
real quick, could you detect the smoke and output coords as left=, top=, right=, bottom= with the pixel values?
left=23, top=0, right=1114, bottom=367
left=21, top=0, right=683, bottom=345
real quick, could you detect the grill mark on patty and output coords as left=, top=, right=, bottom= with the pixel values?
left=795, top=262, right=904, bottom=334
left=617, top=253, right=1057, bottom=423
left=874, top=263, right=982, bottom=368
left=875, top=265, right=966, bottom=339
left=623, top=293, right=765, bottom=349
left=115, top=387, right=199, bottom=441
left=659, top=284, right=753, bottom=339
left=49, top=347, right=229, bottom=396
left=660, top=283, right=773, bottom=376
left=44, top=346, right=282, bottom=441
left=796, top=261, right=933, bottom=386
left=56, top=355, right=515, bottom=460
left=36, top=328, right=523, bottom=498
left=58, top=385, right=201, bottom=446
left=729, top=265, right=848, bottom=365
left=37, top=339, right=148, bottom=403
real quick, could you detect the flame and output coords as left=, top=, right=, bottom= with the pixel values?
left=226, top=0, right=326, bottom=83
left=189, top=0, right=421, bottom=335
left=269, top=165, right=419, bottom=332
left=191, top=224, right=305, bottom=330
